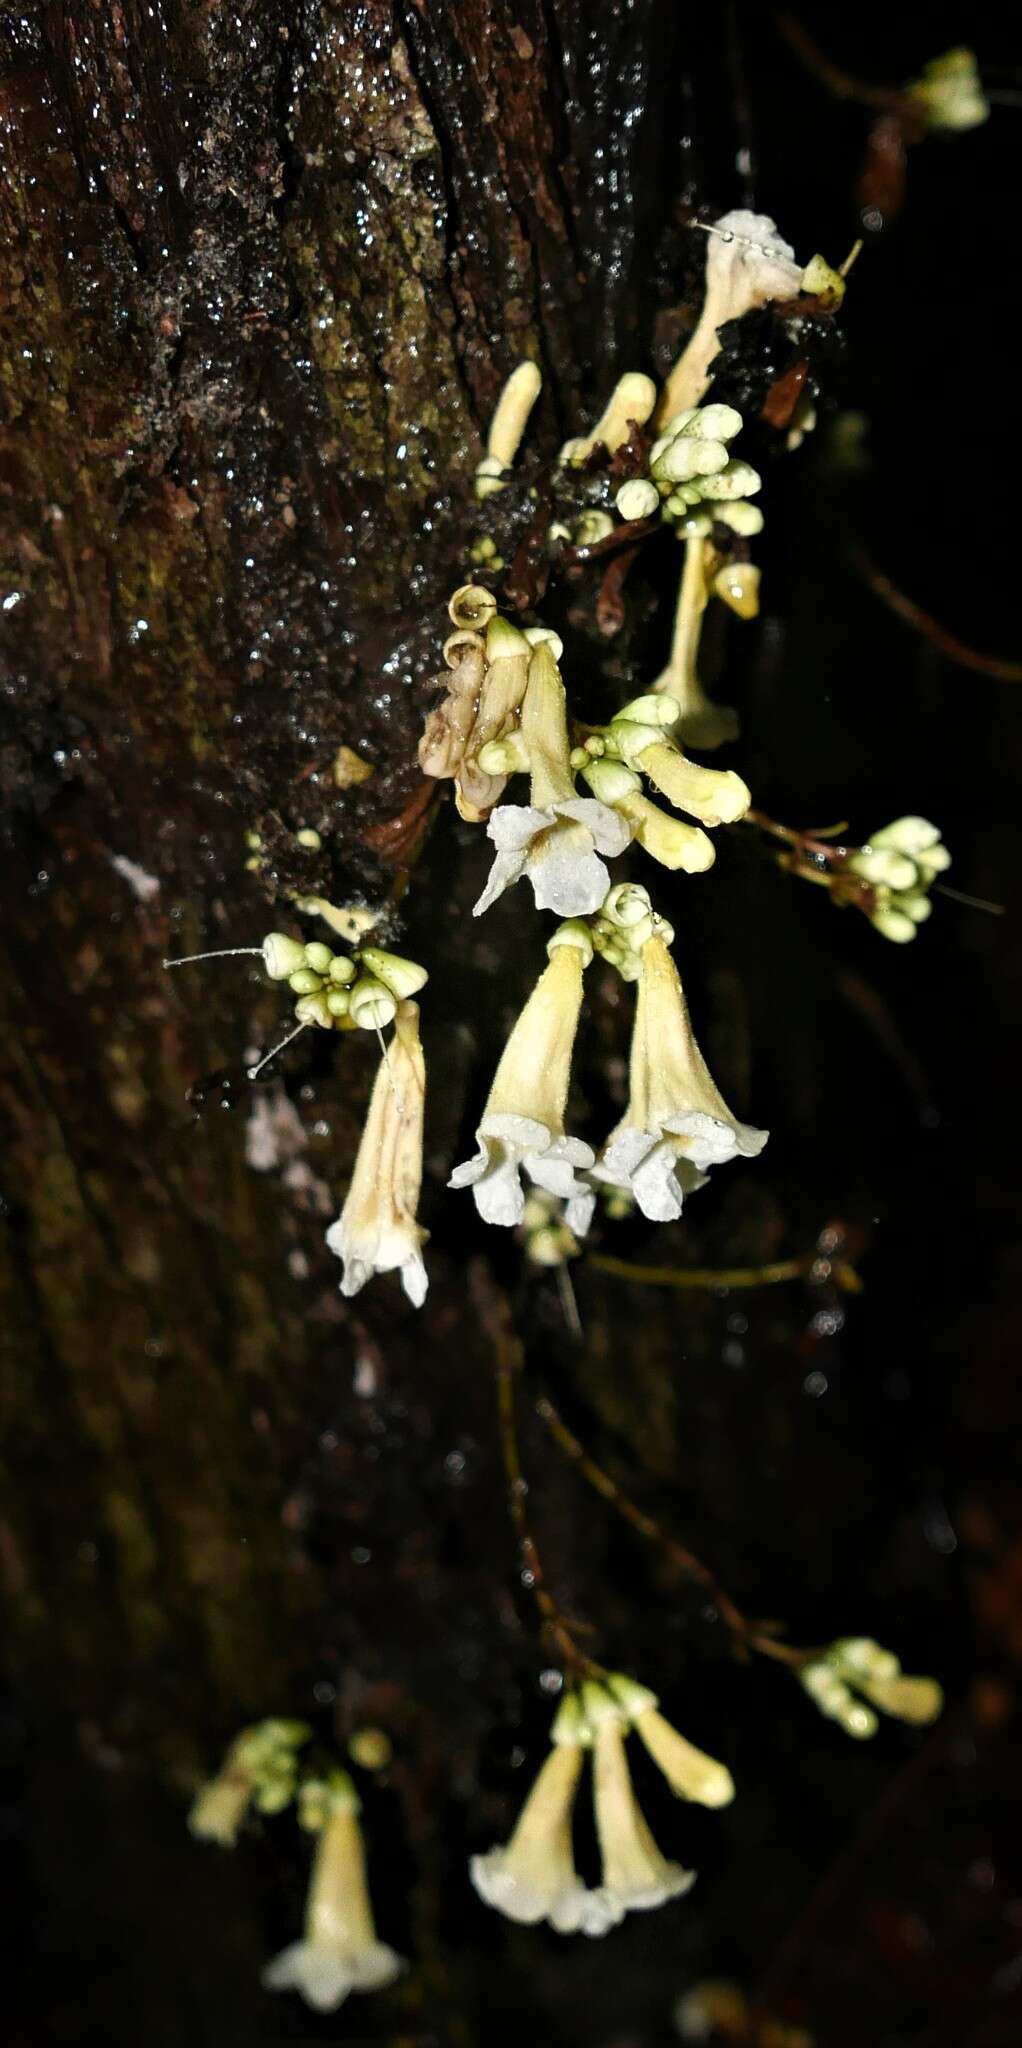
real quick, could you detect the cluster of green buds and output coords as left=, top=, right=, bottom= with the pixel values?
left=519, top=1189, right=583, bottom=1267
left=189, top=1717, right=311, bottom=1845
left=590, top=881, right=674, bottom=982
left=845, top=817, right=951, bottom=942
left=800, top=1637, right=943, bottom=1740
left=166, top=930, right=428, bottom=1077
left=618, top=403, right=761, bottom=535
left=907, top=47, right=988, bottom=133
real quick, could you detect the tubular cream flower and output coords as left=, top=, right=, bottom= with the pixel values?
left=651, top=535, right=740, bottom=750
left=587, top=1688, right=695, bottom=1916
left=603, top=695, right=751, bottom=828
left=594, top=934, right=767, bottom=1221
left=450, top=923, right=595, bottom=1230
left=657, top=210, right=802, bottom=426
left=474, top=643, right=631, bottom=917
left=189, top=1719, right=310, bottom=1845
left=608, top=1675, right=735, bottom=1808
left=326, top=999, right=428, bottom=1307
left=263, top=1775, right=404, bottom=2013
left=582, top=758, right=715, bottom=874
left=470, top=1695, right=620, bottom=1935
left=475, top=359, right=543, bottom=498
left=560, top=371, right=657, bottom=466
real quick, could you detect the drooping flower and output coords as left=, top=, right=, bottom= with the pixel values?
left=474, top=643, right=631, bottom=918
left=607, top=1675, right=735, bottom=1808
left=594, top=934, right=767, bottom=1222
left=326, top=999, right=428, bottom=1307
left=189, top=1719, right=310, bottom=1846
left=263, top=1775, right=404, bottom=2013
left=587, top=1689, right=695, bottom=1916
left=450, top=923, right=595, bottom=1231
left=470, top=1695, right=620, bottom=1935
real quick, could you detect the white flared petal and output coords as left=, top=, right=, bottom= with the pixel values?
left=450, top=1118, right=594, bottom=1229
left=475, top=801, right=631, bottom=919
left=262, top=1941, right=355, bottom=2012
left=594, top=1128, right=708, bottom=1223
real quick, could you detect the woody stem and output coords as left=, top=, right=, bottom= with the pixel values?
left=471, top=1262, right=594, bottom=1676
left=534, top=1392, right=809, bottom=1670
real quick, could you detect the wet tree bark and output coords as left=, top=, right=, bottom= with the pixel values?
left=2, top=6, right=1019, bottom=2047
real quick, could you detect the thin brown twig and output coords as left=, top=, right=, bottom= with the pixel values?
left=775, top=13, right=902, bottom=110
left=853, top=549, right=1022, bottom=682
left=588, top=1247, right=863, bottom=1294
left=470, top=1261, right=595, bottom=1676
left=534, top=1393, right=809, bottom=1671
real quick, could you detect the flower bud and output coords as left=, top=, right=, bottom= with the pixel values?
left=615, top=478, right=661, bottom=521
left=547, top=919, right=594, bottom=967
left=712, top=560, right=761, bottom=619
left=304, top=942, right=334, bottom=975
left=262, top=932, right=308, bottom=981
left=477, top=732, right=531, bottom=776
left=349, top=978, right=397, bottom=1030
left=698, top=459, right=762, bottom=500
left=602, top=882, right=653, bottom=929
left=652, top=437, right=728, bottom=484
left=357, top=949, right=428, bottom=999
left=448, top=584, right=497, bottom=631
left=294, top=992, right=333, bottom=1028
left=329, top=955, right=356, bottom=985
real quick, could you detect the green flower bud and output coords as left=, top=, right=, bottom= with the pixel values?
left=262, top=932, right=307, bottom=981
left=303, top=941, right=334, bottom=975
left=349, top=977, right=397, bottom=1030
left=288, top=967, right=324, bottom=995
left=356, top=948, right=428, bottom=999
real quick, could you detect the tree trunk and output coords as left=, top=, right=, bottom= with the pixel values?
left=2, top=6, right=1019, bottom=2045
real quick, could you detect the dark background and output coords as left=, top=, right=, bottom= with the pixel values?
left=1, top=5, right=1020, bottom=2044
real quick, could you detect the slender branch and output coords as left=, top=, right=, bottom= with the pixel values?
left=534, top=1393, right=809, bottom=1670
left=470, top=1262, right=595, bottom=1676
left=774, top=14, right=902, bottom=110
left=589, top=1245, right=863, bottom=1294
left=853, top=549, right=1022, bottom=682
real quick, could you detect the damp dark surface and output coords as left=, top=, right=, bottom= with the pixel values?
left=1, top=6, right=1021, bottom=2046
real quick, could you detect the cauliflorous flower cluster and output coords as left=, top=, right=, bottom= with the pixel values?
left=799, top=1637, right=943, bottom=1739
left=189, top=1718, right=311, bottom=1844
left=845, top=816, right=951, bottom=941
left=450, top=902, right=766, bottom=1232
left=471, top=1677, right=732, bottom=1936
left=763, top=813, right=952, bottom=943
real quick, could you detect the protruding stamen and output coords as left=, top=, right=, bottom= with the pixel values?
left=246, top=1021, right=310, bottom=1081
left=163, top=947, right=263, bottom=969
